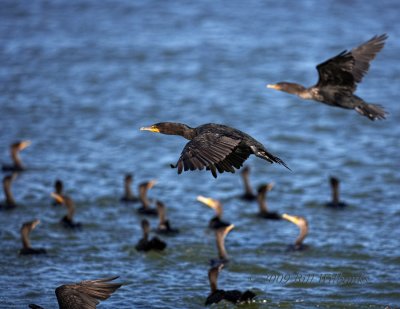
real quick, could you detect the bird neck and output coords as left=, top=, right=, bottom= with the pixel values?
left=295, top=224, right=308, bottom=246
left=158, top=206, right=166, bottom=225
left=64, top=198, right=75, bottom=220
left=209, top=270, right=218, bottom=293
left=216, top=232, right=228, bottom=260
left=331, top=184, right=340, bottom=204
left=242, top=173, right=254, bottom=196
left=139, top=187, right=150, bottom=209
left=21, top=227, right=31, bottom=249
left=124, top=181, right=134, bottom=199
left=162, top=123, right=197, bottom=140
left=11, top=148, right=23, bottom=169
left=257, top=191, right=268, bottom=213
left=3, top=180, right=15, bottom=205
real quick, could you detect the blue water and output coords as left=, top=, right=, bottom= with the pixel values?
left=1, top=1, right=399, bottom=308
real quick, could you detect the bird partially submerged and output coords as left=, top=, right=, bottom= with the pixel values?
left=2, top=140, right=31, bottom=172
left=135, top=219, right=167, bottom=252
left=282, top=213, right=309, bottom=251
left=205, top=264, right=256, bottom=306
left=267, top=34, right=388, bottom=120
left=137, top=180, right=157, bottom=215
left=140, top=122, right=290, bottom=178
left=257, top=183, right=281, bottom=220
left=51, top=193, right=82, bottom=229
left=155, top=200, right=179, bottom=235
left=0, top=174, right=17, bottom=210
left=197, top=195, right=231, bottom=229
left=120, top=174, right=139, bottom=203
left=28, top=276, right=123, bottom=309
left=19, top=219, right=46, bottom=255
left=326, top=176, right=347, bottom=208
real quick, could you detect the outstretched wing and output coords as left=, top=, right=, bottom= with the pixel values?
left=171, top=134, right=250, bottom=178
left=55, top=276, right=123, bottom=309
left=316, top=34, right=387, bottom=92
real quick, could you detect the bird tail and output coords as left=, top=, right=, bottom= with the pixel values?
left=251, top=146, right=291, bottom=171
left=355, top=102, right=387, bottom=120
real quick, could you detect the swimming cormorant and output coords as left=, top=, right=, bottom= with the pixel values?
left=135, top=219, right=166, bottom=251
left=267, top=34, right=388, bottom=120
left=140, top=122, right=290, bottom=178
left=2, top=140, right=31, bottom=172
left=205, top=264, right=256, bottom=305
left=137, top=180, right=157, bottom=215
left=0, top=174, right=17, bottom=210
left=197, top=196, right=231, bottom=229
left=282, top=213, right=309, bottom=251
left=51, top=193, right=82, bottom=229
left=120, top=174, right=139, bottom=203
left=155, top=200, right=179, bottom=235
left=28, top=276, right=123, bottom=309
left=240, top=166, right=256, bottom=201
left=210, top=224, right=234, bottom=267
left=257, top=183, right=281, bottom=220
left=19, top=219, right=46, bottom=255
left=326, top=176, right=347, bottom=208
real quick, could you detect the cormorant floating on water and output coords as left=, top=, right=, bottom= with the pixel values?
left=120, top=174, right=139, bottom=203
left=140, top=122, right=290, bottom=178
left=267, top=34, right=388, bottom=120
left=0, top=174, right=17, bottom=210
left=326, top=176, right=347, bottom=208
left=51, top=193, right=82, bottom=229
left=155, top=200, right=179, bottom=235
left=197, top=196, right=231, bottom=229
left=205, top=264, right=256, bottom=306
left=257, top=183, right=281, bottom=220
left=240, top=166, right=256, bottom=201
left=137, top=180, right=157, bottom=215
left=19, top=219, right=46, bottom=255
left=282, top=213, right=309, bottom=251
left=28, top=276, right=123, bottom=309
left=135, top=219, right=166, bottom=252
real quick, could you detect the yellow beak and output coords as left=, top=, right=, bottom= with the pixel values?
left=282, top=213, right=299, bottom=225
left=266, top=84, right=281, bottom=90
left=197, top=195, right=218, bottom=209
left=19, top=140, right=32, bottom=150
left=51, top=192, right=64, bottom=204
left=225, top=224, right=234, bottom=235
left=140, top=126, right=160, bottom=133
left=148, top=179, right=157, bottom=189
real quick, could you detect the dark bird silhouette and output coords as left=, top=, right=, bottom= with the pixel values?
left=51, top=193, right=82, bottom=229
left=2, top=140, right=31, bottom=172
left=326, top=176, right=348, bottom=208
left=140, top=122, right=290, bottom=178
left=0, top=174, right=17, bottom=210
left=267, top=34, right=388, bottom=120
left=197, top=195, right=231, bottom=229
left=282, top=213, right=309, bottom=251
left=19, top=219, right=46, bottom=255
left=240, top=166, right=256, bottom=201
left=120, top=174, right=139, bottom=203
left=137, top=180, right=157, bottom=215
left=210, top=224, right=234, bottom=267
left=135, top=219, right=166, bottom=252
left=205, top=264, right=256, bottom=306
left=257, top=183, right=281, bottom=220
left=155, top=200, right=179, bottom=235
left=28, top=276, right=123, bottom=309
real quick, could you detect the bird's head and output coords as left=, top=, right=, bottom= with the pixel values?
left=267, top=82, right=306, bottom=95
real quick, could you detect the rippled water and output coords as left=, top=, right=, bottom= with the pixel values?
left=1, top=1, right=399, bottom=308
